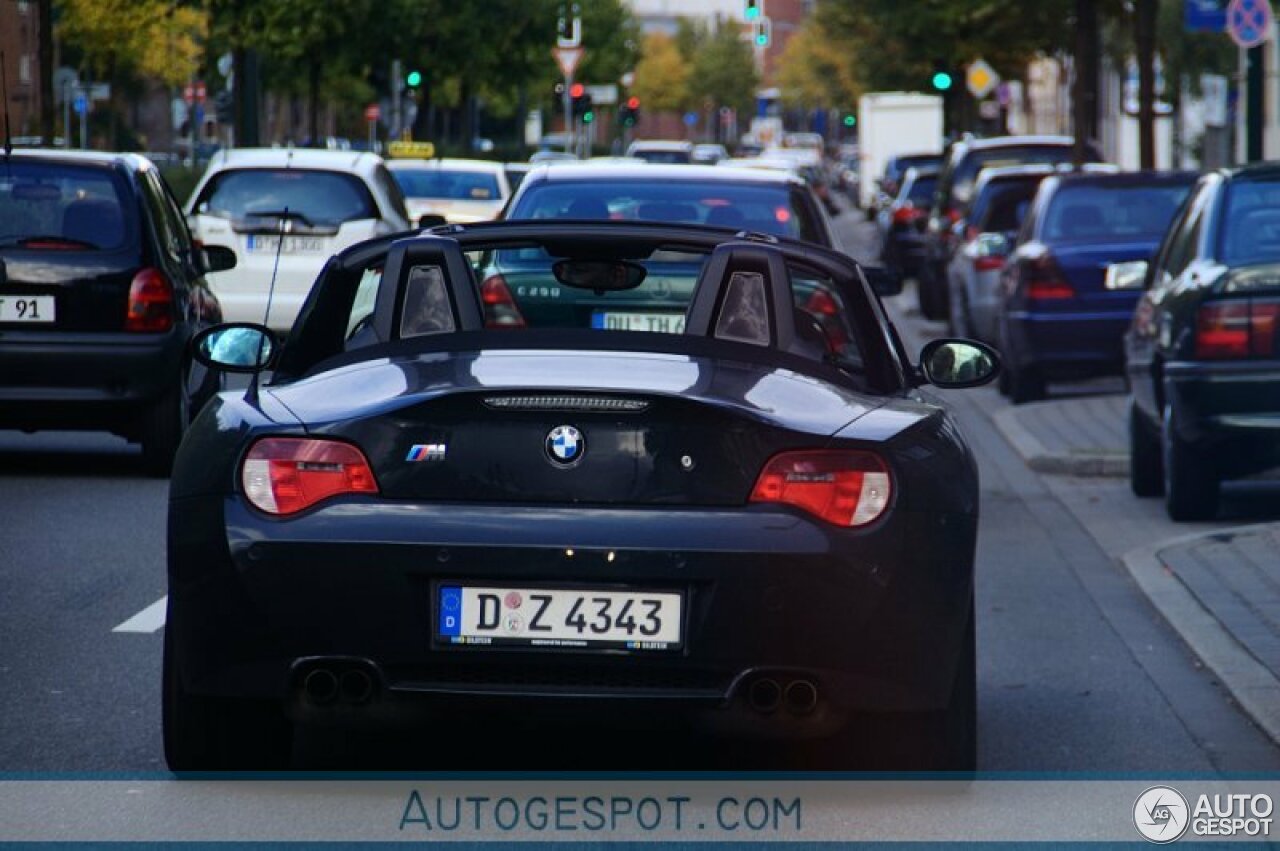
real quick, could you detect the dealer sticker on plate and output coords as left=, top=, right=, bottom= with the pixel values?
left=438, top=585, right=683, bottom=651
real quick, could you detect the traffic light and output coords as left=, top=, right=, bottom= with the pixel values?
left=842, top=113, right=856, bottom=128
left=620, top=95, right=641, bottom=127
left=930, top=61, right=953, bottom=92
left=754, top=17, right=771, bottom=47
left=744, top=0, right=761, bottom=20
left=571, top=83, right=591, bottom=122
left=406, top=69, right=422, bottom=90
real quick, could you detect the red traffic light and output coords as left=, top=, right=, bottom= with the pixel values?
left=627, top=96, right=640, bottom=109
left=570, top=83, right=585, bottom=98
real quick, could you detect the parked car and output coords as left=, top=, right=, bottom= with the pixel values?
left=184, top=148, right=412, bottom=333
left=164, top=220, right=999, bottom=770
left=0, top=149, right=231, bottom=474
left=1125, top=164, right=1280, bottom=520
left=996, top=170, right=1196, bottom=403
left=386, top=158, right=511, bottom=225
left=918, top=136, right=1104, bottom=319
left=945, top=165, right=1056, bottom=341
left=692, top=143, right=729, bottom=165
left=625, top=140, right=694, bottom=164
left=877, top=166, right=939, bottom=280
left=877, top=152, right=944, bottom=209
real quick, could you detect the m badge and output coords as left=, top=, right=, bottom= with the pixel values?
left=406, top=443, right=447, bottom=462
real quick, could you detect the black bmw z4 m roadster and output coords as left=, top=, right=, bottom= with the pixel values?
left=165, top=220, right=999, bottom=771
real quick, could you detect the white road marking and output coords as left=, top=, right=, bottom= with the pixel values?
left=113, top=596, right=167, bottom=633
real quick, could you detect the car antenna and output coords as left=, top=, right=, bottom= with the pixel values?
left=1, top=51, right=13, bottom=167
left=246, top=207, right=289, bottom=406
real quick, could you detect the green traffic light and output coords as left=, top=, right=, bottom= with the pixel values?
left=582, top=110, right=594, bottom=124
left=843, top=114, right=856, bottom=127
left=406, top=70, right=422, bottom=87
left=755, top=33, right=768, bottom=46
left=932, top=72, right=952, bottom=91
left=745, top=0, right=760, bottom=19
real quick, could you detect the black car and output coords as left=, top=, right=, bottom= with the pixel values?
left=877, top=152, right=944, bottom=206
left=918, top=136, right=1105, bottom=320
left=165, top=221, right=1000, bottom=771
left=878, top=165, right=938, bottom=279
left=996, top=170, right=1195, bottom=403
left=1126, top=164, right=1280, bottom=521
left=0, top=150, right=233, bottom=474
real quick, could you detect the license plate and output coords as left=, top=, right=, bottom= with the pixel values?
left=438, top=585, right=683, bottom=651
left=245, top=235, right=325, bottom=254
left=0, top=295, right=55, bottom=323
left=591, top=311, right=686, bottom=334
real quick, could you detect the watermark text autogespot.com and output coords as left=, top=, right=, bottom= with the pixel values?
left=398, top=791, right=803, bottom=835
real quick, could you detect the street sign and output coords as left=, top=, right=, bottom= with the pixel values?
left=88, top=83, right=111, bottom=101
left=195, top=82, right=207, bottom=103
left=73, top=94, right=87, bottom=116
left=683, top=112, right=698, bottom=127
left=387, top=140, right=436, bottom=159
left=966, top=59, right=1000, bottom=99
left=1227, top=0, right=1273, bottom=47
left=183, top=84, right=195, bottom=105
left=585, top=84, right=617, bottom=105
left=364, top=103, right=381, bottom=121
left=553, top=47, right=584, bottom=78
left=1186, top=0, right=1229, bottom=30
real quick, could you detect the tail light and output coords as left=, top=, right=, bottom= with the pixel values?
left=124, top=267, right=174, bottom=332
left=974, top=256, right=1006, bottom=272
left=892, top=204, right=924, bottom=226
left=1022, top=255, right=1075, bottom=301
left=1196, top=299, right=1280, bottom=359
left=241, top=437, right=379, bottom=515
left=804, top=288, right=838, bottom=316
left=944, top=206, right=963, bottom=225
left=479, top=275, right=526, bottom=328
left=750, top=450, right=892, bottom=527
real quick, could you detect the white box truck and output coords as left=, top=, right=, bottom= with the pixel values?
left=857, top=93, right=944, bottom=210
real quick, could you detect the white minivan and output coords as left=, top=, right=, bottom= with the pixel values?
left=185, top=148, right=411, bottom=332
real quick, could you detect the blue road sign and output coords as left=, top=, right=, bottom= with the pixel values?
left=1227, top=0, right=1273, bottom=47
left=73, top=94, right=87, bottom=116
left=1186, top=0, right=1228, bottom=31
left=682, top=112, right=698, bottom=127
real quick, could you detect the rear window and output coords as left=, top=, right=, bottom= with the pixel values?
left=1042, top=183, right=1191, bottom=243
left=391, top=168, right=502, bottom=201
left=509, top=179, right=821, bottom=243
left=1220, top=179, right=1280, bottom=267
left=970, top=179, right=1043, bottom=233
left=192, top=168, right=378, bottom=226
left=904, top=175, right=937, bottom=204
left=948, top=145, right=1088, bottom=206
left=0, top=161, right=134, bottom=251
left=886, top=155, right=942, bottom=184
left=631, top=150, right=692, bottom=164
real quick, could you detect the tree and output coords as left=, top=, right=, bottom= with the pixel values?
left=776, top=18, right=861, bottom=112
left=690, top=21, right=758, bottom=120
left=632, top=32, right=689, bottom=114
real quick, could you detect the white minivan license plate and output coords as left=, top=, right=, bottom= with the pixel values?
left=0, top=295, right=55, bottom=323
left=246, top=235, right=325, bottom=254
left=438, top=585, right=683, bottom=651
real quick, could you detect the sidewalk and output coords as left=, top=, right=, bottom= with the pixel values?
left=993, top=392, right=1280, bottom=744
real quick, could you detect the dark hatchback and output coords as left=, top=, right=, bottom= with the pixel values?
left=995, top=171, right=1195, bottom=403
left=1126, top=165, right=1280, bottom=520
left=878, top=166, right=938, bottom=278
left=0, top=150, right=231, bottom=473
left=165, top=221, right=1000, bottom=772
left=918, top=135, right=1105, bottom=319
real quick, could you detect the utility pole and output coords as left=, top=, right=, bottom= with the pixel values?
left=1072, top=0, right=1098, bottom=165
left=1134, top=0, right=1159, bottom=169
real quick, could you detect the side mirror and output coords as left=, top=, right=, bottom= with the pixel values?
left=918, top=338, right=1000, bottom=388
left=862, top=265, right=903, bottom=297
left=202, top=245, right=238, bottom=273
left=192, top=323, right=278, bottom=373
left=1104, top=259, right=1148, bottom=290
left=417, top=214, right=448, bottom=229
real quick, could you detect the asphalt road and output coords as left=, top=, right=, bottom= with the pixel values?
left=0, top=209, right=1276, bottom=773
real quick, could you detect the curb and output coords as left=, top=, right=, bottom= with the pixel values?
left=992, top=407, right=1128, bottom=477
left=1121, top=524, right=1280, bottom=747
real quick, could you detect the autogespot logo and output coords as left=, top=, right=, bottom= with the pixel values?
left=1134, top=786, right=1190, bottom=843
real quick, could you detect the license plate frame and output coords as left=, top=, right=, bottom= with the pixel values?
left=435, top=583, right=686, bottom=652
left=591, top=311, right=687, bottom=334
left=0, top=294, right=55, bottom=324
left=245, top=235, right=326, bottom=254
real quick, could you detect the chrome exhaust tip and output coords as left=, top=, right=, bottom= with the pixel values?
left=784, top=679, right=818, bottom=715
left=303, top=668, right=339, bottom=705
left=748, top=678, right=782, bottom=714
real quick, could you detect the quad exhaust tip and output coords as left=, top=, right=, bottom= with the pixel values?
left=748, top=678, right=782, bottom=713
left=746, top=677, right=819, bottom=716
left=340, top=669, right=374, bottom=705
left=303, top=669, right=339, bottom=705
left=784, top=679, right=818, bottom=715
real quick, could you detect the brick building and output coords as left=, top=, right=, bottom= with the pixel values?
left=0, top=0, right=43, bottom=138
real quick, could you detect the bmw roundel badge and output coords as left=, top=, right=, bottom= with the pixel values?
left=546, top=425, right=584, bottom=466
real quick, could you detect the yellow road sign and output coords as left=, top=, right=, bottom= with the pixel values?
left=387, top=140, right=437, bottom=159
left=966, top=59, right=1000, bottom=99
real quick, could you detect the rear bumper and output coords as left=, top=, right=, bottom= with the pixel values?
left=0, top=329, right=182, bottom=429
left=1164, top=360, right=1280, bottom=476
left=169, top=496, right=977, bottom=734
left=1003, top=310, right=1130, bottom=375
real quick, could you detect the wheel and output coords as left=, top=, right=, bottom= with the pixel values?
left=1162, top=403, right=1219, bottom=521
left=1129, top=401, right=1163, bottom=497
left=825, top=603, right=977, bottom=771
left=917, top=265, right=946, bottom=320
left=139, top=380, right=189, bottom=477
left=163, top=618, right=293, bottom=771
left=1005, top=363, right=1046, bottom=404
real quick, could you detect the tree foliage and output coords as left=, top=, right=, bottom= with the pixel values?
left=776, top=18, right=861, bottom=111
left=56, top=0, right=205, bottom=86
left=633, top=32, right=690, bottom=113
left=688, top=21, right=759, bottom=116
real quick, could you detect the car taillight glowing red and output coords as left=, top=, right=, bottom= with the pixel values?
left=125, top=267, right=174, bottom=332
left=1196, top=299, right=1280, bottom=359
left=749, top=450, right=892, bottom=527
left=1023, top=255, right=1074, bottom=301
left=241, top=437, right=378, bottom=515
left=974, top=255, right=1005, bottom=272
left=479, top=274, right=526, bottom=328
left=892, top=204, right=923, bottom=226
left=804, top=288, right=838, bottom=316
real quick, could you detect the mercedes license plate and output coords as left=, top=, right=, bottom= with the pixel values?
left=438, top=585, right=683, bottom=651
left=591, top=311, right=686, bottom=334
left=0, top=295, right=55, bottom=323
